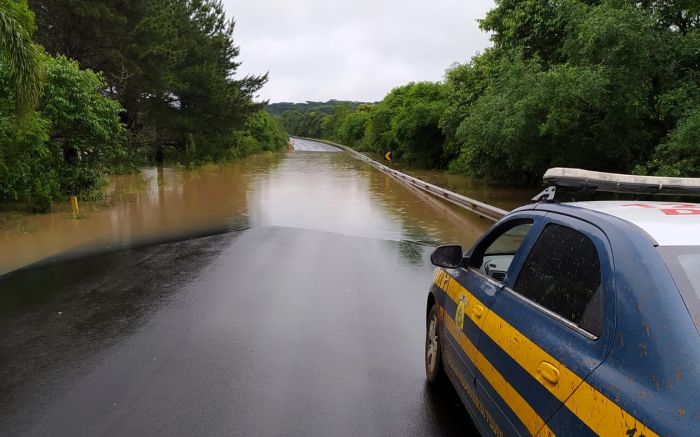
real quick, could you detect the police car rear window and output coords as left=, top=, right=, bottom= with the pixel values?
left=660, top=247, right=700, bottom=333
left=678, top=255, right=700, bottom=290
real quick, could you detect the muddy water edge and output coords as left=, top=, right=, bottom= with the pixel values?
left=0, top=150, right=535, bottom=275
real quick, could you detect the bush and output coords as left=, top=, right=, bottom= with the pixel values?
left=0, top=54, right=127, bottom=210
left=244, top=110, right=289, bottom=152
left=41, top=55, right=126, bottom=195
left=338, top=109, right=370, bottom=148
left=642, top=110, right=700, bottom=177
left=221, top=110, right=289, bottom=161
left=442, top=1, right=698, bottom=183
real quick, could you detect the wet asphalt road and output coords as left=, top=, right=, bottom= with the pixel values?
left=290, top=138, right=341, bottom=152
left=0, top=141, right=479, bottom=436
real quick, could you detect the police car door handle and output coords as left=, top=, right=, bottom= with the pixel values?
left=472, top=305, right=485, bottom=319
left=538, top=362, right=560, bottom=385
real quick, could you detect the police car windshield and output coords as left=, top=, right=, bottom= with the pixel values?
left=661, top=247, right=700, bottom=332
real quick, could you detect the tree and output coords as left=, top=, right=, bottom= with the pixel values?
left=40, top=55, right=126, bottom=194
left=231, top=110, right=288, bottom=158
left=443, top=0, right=700, bottom=182
left=338, top=106, right=371, bottom=148
left=30, top=0, right=267, bottom=160
left=296, top=111, right=328, bottom=138
left=272, top=100, right=366, bottom=139
left=636, top=0, right=700, bottom=33
left=0, top=0, right=43, bottom=116
left=320, top=103, right=352, bottom=141
left=0, top=55, right=126, bottom=210
left=390, top=82, right=447, bottom=167
left=643, top=109, right=700, bottom=176
left=364, top=87, right=407, bottom=155
left=279, top=110, right=305, bottom=135
left=440, top=53, right=495, bottom=160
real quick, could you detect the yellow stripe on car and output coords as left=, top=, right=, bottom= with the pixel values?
left=443, top=312, right=555, bottom=436
left=434, top=271, right=659, bottom=437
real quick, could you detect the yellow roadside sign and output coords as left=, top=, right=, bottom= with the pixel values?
left=384, top=151, right=392, bottom=161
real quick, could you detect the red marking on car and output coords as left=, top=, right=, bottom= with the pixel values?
left=622, top=203, right=700, bottom=215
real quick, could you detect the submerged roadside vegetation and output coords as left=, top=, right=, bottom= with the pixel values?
left=0, top=0, right=287, bottom=212
left=276, top=0, right=700, bottom=185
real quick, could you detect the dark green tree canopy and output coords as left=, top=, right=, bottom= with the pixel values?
left=446, top=0, right=700, bottom=182
left=30, top=0, right=268, bottom=159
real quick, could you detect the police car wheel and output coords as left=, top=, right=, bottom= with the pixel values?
left=425, top=305, right=444, bottom=384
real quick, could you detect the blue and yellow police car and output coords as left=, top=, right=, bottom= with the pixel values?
left=425, top=168, right=700, bottom=436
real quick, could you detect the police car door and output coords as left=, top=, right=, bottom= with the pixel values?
left=439, top=214, right=541, bottom=419
left=476, top=216, right=615, bottom=436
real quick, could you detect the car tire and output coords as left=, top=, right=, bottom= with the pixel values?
left=425, top=304, right=445, bottom=384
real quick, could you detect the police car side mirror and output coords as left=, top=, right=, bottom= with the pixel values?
left=431, top=245, right=464, bottom=269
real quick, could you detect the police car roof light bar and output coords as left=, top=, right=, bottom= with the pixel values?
left=541, top=168, right=700, bottom=197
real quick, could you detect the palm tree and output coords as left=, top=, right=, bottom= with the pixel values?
left=0, top=0, right=43, bottom=116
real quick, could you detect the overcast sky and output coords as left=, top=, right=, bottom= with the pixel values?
left=222, top=0, right=495, bottom=103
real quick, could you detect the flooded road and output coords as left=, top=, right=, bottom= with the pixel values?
left=0, top=142, right=533, bottom=436
left=363, top=151, right=534, bottom=211
left=0, top=145, right=520, bottom=275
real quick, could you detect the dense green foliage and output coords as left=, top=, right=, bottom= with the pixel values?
left=277, top=87, right=447, bottom=168
left=230, top=110, right=289, bottom=160
left=0, top=55, right=125, bottom=211
left=30, top=0, right=273, bottom=162
left=0, top=0, right=286, bottom=211
left=337, top=108, right=370, bottom=148
left=361, top=82, right=447, bottom=167
left=0, top=0, right=43, bottom=116
left=270, top=100, right=367, bottom=140
left=284, top=0, right=699, bottom=183
left=446, top=0, right=700, bottom=183
left=267, top=100, right=366, bottom=117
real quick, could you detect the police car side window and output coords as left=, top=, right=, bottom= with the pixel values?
left=470, top=221, right=534, bottom=283
left=513, top=224, right=603, bottom=337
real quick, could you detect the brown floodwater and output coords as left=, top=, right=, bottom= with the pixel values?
left=366, top=153, right=535, bottom=211
left=0, top=148, right=535, bottom=275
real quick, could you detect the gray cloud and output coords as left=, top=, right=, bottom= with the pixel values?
left=223, top=0, right=495, bottom=103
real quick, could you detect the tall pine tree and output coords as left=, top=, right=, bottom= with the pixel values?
left=30, top=0, right=267, bottom=161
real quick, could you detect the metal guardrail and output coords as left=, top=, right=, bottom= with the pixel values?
left=292, top=137, right=508, bottom=222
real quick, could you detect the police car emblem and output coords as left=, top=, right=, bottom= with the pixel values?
left=455, top=295, right=468, bottom=331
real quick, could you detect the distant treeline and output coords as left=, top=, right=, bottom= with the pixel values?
left=268, top=101, right=370, bottom=141
left=1, top=0, right=287, bottom=211
left=278, top=1, right=700, bottom=184
left=267, top=101, right=369, bottom=118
